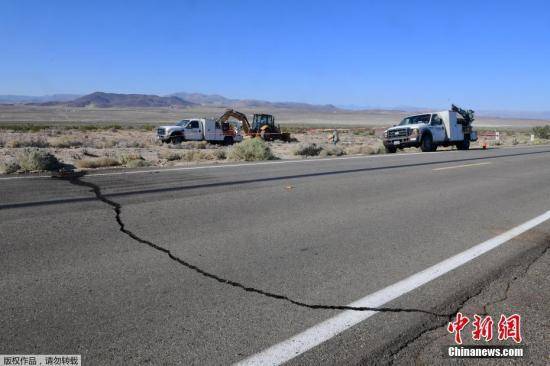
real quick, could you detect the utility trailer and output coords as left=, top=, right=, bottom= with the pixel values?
left=382, top=105, right=478, bottom=153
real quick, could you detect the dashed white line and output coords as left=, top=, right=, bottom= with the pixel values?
left=433, top=162, right=491, bottom=171
left=235, top=210, right=550, bottom=366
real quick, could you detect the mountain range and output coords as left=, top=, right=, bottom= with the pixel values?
left=0, top=91, right=338, bottom=111
left=0, top=92, right=549, bottom=119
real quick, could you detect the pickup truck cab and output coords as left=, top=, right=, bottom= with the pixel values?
left=383, top=109, right=477, bottom=153
left=157, top=118, right=243, bottom=145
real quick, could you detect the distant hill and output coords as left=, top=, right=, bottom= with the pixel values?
left=51, top=92, right=197, bottom=108
left=170, top=91, right=338, bottom=111
left=0, top=94, right=82, bottom=104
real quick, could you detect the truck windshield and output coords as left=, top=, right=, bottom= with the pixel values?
left=398, top=114, right=430, bottom=125
left=176, top=119, right=190, bottom=127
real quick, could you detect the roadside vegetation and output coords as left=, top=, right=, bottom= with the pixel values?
left=228, top=138, right=275, bottom=161
left=15, top=148, right=61, bottom=172
left=76, top=157, right=121, bottom=169
left=0, top=123, right=548, bottom=174
left=533, top=125, right=550, bottom=139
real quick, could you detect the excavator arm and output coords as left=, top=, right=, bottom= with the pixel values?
left=217, top=109, right=251, bottom=134
left=451, top=104, right=475, bottom=126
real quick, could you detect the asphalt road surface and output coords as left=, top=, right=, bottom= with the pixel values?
left=1, top=146, right=549, bottom=365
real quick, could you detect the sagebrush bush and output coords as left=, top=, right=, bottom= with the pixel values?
left=119, top=153, right=143, bottom=165
left=228, top=138, right=275, bottom=161
left=182, top=150, right=211, bottom=161
left=293, top=143, right=322, bottom=156
left=16, top=148, right=61, bottom=171
left=346, top=144, right=384, bottom=155
left=158, top=150, right=183, bottom=161
left=126, top=159, right=151, bottom=168
left=319, top=145, right=346, bottom=157
left=7, top=137, right=49, bottom=148
left=0, top=159, right=20, bottom=174
left=532, top=125, right=550, bottom=139
left=49, top=136, right=83, bottom=148
left=76, top=157, right=121, bottom=169
left=213, top=149, right=227, bottom=160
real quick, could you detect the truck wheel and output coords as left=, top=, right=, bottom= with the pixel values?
left=421, top=134, right=433, bottom=152
left=171, top=135, right=183, bottom=144
left=385, top=145, right=397, bottom=153
left=224, top=136, right=234, bottom=145
left=457, top=136, right=470, bottom=150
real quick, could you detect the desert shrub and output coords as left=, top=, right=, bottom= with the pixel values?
left=49, top=136, right=83, bottom=148
left=213, top=149, right=227, bottom=160
left=158, top=150, right=183, bottom=161
left=532, top=125, right=550, bottom=139
left=228, top=138, right=275, bottom=161
left=0, top=159, right=20, bottom=174
left=126, top=159, right=151, bottom=168
left=346, top=144, right=384, bottom=155
left=293, top=143, right=322, bottom=156
left=0, top=124, right=51, bottom=132
left=181, top=141, right=208, bottom=149
left=182, top=150, right=210, bottom=162
left=16, top=148, right=61, bottom=171
left=141, top=124, right=155, bottom=131
left=128, top=141, right=147, bottom=148
left=119, top=153, right=143, bottom=165
left=320, top=145, right=346, bottom=157
left=91, top=138, right=118, bottom=149
left=6, top=136, right=49, bottom=148
left=76, top=157, right=121, bottom=169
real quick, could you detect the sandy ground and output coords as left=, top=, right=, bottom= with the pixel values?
left=1, top=105, right=549, bottom=128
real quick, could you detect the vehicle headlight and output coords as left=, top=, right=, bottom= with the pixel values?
left=410, top=128, right=419, bottom=136
left=383, top=131, right=388, bottom=138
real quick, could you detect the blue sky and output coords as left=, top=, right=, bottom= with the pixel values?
left=1, top=0, right=549, bottom=110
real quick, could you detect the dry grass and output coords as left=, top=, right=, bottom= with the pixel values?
left=345, top=144, right=385, bottom=155
left=319, top=145, right=346, bottom=157
left=6, top=136, right=49, bottom=148
left=76, top=157, right=121, bottom=169
left=125, top=159, right=151, bottom=168
left=49, top=136, right=83, bottom=148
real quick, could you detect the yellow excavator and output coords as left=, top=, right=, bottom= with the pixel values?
left=217, top=109, right=291, bottom=141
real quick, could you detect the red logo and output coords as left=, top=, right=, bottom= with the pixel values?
left=498, top=314, right=522, bottom=343
left=447, top=312, right=470, bottom=344
left=448, top=313, right=522, bottom=344
left=472, top=315, right=494, bottom=341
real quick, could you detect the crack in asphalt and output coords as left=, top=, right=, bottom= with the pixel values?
left=481, top=243, right=549, bottom=316
left=57, top=174, right=449, bottom=317
left=385, top=241, right=549, bottom=365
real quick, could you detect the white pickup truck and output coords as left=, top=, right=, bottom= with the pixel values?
left=382, top=105, right=478, bottom=153
left=156, top=118, right=243, bottom=144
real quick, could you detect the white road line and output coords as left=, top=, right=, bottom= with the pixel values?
left=433, top=162, right=491, bottom=171
left=236, top=210, right=550, bottom=366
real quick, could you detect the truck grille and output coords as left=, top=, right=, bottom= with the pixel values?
left=387, top=128, right=410, bottom=138
left=157, top=128, right=166, bottom=136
